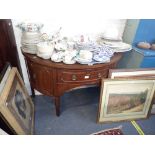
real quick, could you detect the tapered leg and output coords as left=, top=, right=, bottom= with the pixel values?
left=54, top=96, right=60, bottom=116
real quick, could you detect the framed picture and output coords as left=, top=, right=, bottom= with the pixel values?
left=0, top=63, right=11, bottom=94
left=108, top=68, right=155, bottom=79
left=0, top=67, right=34, bottom=134
left=98, top=79, right=155, bottom=123
left=108, top=68, right=155, bottom=114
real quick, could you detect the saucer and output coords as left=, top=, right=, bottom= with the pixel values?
left=76, top=56, right=92, bottom=64
left=93, top=55, right=110, bottom=62
left=63, top=60, right=76, bottom=64
left=51, top=57, right=62, bottom=62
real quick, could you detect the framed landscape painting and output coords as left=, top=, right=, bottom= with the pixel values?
left=0, top=67, right=34, bottom=134
left=108, top=68, right=155, bottom=114
left=98, top=79, right=155, bottom=123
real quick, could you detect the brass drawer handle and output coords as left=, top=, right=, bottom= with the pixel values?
left=84, top=75, right=90, bottom=79
left=72, top=75, right=77, bottom=81
left=98, top=73, right=101, bottom=78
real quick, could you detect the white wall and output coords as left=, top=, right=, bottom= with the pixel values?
left=12, top=19, right=127, bottom=95
left=123, top=19, right=140, bottom=44
left=12, top=20, right=32, bottom=94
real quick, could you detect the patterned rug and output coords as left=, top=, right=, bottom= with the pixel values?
left=92, top=126, right=123, bottom=135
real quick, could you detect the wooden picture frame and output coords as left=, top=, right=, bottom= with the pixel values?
left=0, top=67, right=34, bottom=134
left=108, top=68, right=155, bottom=114
left=98, top=79, right=155, bottom=123
left=108, top=68, right=155, bottom=79
left=0, top=63, right=11, bottom=94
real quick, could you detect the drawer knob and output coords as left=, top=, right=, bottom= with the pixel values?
left=98, top=73, right=101, bottom=78
left=72, top=75, right=77, bottom=81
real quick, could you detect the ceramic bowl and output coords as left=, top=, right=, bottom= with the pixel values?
left=37, top=53, right=52, bottom=59
left=51, top=52, right=65, bottom=62
left=63, top=55, right=76, bottom=64
left=37, top=42, right=54, bottom=54
left=137, top=42, right=151, bottom=49
left=151, top=44, right=155, bottom=50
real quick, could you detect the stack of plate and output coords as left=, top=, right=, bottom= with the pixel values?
left=100, top=39, right=132, bottom=52
left=21, top=32, right=43, bottom=54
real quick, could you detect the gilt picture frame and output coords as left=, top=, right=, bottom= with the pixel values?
left=0, top=67, right=34, bottom=134
left=108, top=68, right=155, bottom=114
left=98, top=79, right=155, bottom=123
left=0, top=63, right=11, bottom=94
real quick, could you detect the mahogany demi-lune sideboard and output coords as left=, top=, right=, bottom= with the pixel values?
left=23, top=51, right=122, bottom=116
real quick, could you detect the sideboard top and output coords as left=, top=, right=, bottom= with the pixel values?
left=23, top=51, right=122, bottom=69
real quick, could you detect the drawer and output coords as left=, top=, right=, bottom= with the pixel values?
left=57, top=69, right=108, bottom=83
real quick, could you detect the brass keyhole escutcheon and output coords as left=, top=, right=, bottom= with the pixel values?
left=72, top=75, right=77, bottom=81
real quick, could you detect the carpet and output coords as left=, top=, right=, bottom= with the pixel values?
left=34, top=87, right=155, bottom=135
left=92, top=126, right=123, bottom=135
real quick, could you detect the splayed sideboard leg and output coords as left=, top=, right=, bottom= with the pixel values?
left=54, top=96, right=60, bottom=116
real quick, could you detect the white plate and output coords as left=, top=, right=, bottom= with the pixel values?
left=103, top=42, right=132, bottom=49
left=22, top=48, right=36, bottom=54
left=100, top=37, right=122, bottom=42
left=114, top=47, right=132, bottom=53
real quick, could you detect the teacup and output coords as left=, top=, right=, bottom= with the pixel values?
left=79, top=50, right=93, bottom=60
left=67, top=41, right=75, bottom=50
left=64, top=55, right=73, bottom=62
left=63, top=55, right=76, bottom=64
left=64, top=50, right=78, bottom=57
left=51, top=52, right=65, bottom=62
